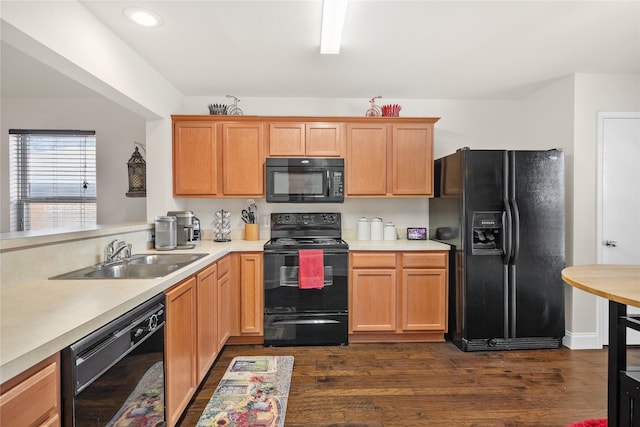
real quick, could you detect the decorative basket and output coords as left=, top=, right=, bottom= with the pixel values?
left=208, top=103, right=228, bottom=115
left=381, top=104, right=401, bottom=117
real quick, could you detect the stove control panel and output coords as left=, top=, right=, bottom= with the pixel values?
left=272, top=213, right=340, bottom=226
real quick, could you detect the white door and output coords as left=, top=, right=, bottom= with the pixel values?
left=597, top=112, right=640, bottom=346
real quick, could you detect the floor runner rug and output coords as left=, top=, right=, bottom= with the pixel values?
left=196, top=356, right=294, bottom=427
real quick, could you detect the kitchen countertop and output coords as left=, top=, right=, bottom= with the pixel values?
left=0, top=237, right=448, bottom=384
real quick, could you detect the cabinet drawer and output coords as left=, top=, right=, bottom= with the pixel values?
left=351, top=252, right=397, bottom=268
left=0, top=354, right=60, bottom=427
left=402, top=252, right=447, bottom=269
left=217, top=255, right=230, bottom=278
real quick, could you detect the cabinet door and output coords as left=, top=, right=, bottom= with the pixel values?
left=346, top=124, right=388, bottom=195
left=216, top=255, right=231, bottom=349
left=350, top=268, right=397, bottom=332
left=165, top=277, right=197, bottom=427
left=173, top=121, right=218, bottom=196
left=221, top=123, right=264, bottom=196
left=401, top=269, right=447, bottom=331
left=217, top=270, right=232, bottom=349
left=0, top=353, right=60, bottom=427
left=238, top=252, right=264, bottom=335
left=196, top=263, right=217, bottom=383
left=305, top=123, right=342, bottom=156
left=269, top=123, right=305, bottom=156
left=391, top=123, right=433, bottom=196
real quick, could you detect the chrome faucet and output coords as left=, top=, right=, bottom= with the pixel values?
left=104, top=239, right=132, bottom=264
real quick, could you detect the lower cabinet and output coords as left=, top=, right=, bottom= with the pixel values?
left=165, top=255, right=231, bottom=426
left=0, top=353, right=61, bottom=427
left=165, top=275, right=197, bottom=427
left=229, top=252, right=264, bottom=342
left=349, top=251, right=448, bottom=342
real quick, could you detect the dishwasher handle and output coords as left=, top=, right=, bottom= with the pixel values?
left=69, top=298, right=165, bottom=394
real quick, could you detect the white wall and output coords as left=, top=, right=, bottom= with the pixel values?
left=0, top=97, right=147, bottom=231
left=520, top=73, right=640, bottom=349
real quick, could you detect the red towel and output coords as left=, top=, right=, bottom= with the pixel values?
left=298, top=250, right=324, bottom=289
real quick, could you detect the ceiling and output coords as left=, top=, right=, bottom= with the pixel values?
left=2, top=1, right=640, bottom=101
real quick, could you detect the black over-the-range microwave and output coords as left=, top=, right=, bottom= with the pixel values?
left=265, top=157, right=344, bottom=203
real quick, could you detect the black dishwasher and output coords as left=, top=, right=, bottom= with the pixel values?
left=61, top=294, right=165, bottom=426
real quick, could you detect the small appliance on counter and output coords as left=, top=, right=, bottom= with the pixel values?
left=154, top=216, right=177, bottom=250
left=167, top=211, right=198, bottom=249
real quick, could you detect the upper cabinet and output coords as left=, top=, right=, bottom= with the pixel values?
left=268, top=122, right=342, bottom=157
left=172, top=118, right=265, bottom=197
left=173, top=121, right=218, bottom=196
left=346, top=120, right=436, bottom=197
left=172, top=116, right=439, bottom=199
left=221, top=122, right=264, bottom=196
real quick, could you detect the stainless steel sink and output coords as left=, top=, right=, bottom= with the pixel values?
left=127, top=253, right=206, bottom=265
left=50, top=253, right=208, bottom=280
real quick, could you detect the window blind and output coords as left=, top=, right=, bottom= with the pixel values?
left=9, top=129, right=97, bottom=231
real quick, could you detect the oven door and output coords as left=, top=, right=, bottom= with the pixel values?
left=264, top=249, right=348, bottom=313
left=265, top=312, right=348, bottom=346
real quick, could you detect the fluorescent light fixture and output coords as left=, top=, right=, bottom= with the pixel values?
left=321, top=0, right=348, bottom=54
left=124, top=7, right=163, bottom=27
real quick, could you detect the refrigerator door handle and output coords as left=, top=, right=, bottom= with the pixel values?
left=508, top=151, right=521, bottom=265
left=502, top=206, right=512, bottom=265
left=502, top=151, right=512, bottom=265
left=511, top=199, right=520, bottom=263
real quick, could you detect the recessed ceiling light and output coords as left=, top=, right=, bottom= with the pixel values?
left=124, top=7, right=163, bottom=27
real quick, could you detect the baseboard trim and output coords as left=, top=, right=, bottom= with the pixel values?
left=562, top=330, right=601, bottom=349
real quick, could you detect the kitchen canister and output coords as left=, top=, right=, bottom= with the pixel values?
left=370, top=217, right=384, bottom=240
left=357, top=217, right=371, bottom=240
left=384, top=222, right=398, bottom=240
left=154, top=216, right=177, bottom=250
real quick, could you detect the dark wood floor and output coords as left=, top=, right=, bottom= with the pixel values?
left=177, top=342, right=640, bottom=426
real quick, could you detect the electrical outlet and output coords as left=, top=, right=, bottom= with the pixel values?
left=262, top=215, right=270, bottom=228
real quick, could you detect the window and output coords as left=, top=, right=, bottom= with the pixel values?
left=9, top=130, right=97, bottom=231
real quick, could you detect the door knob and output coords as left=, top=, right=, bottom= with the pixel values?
left=604, top=240, right=618, bottom=247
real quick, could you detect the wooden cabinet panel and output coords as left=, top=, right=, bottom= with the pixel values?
left=351, top=252, right=397, bottom=268
left=269, top=123, right=305, bottom=156
left=401, top=252, right=447, bottom=269
left=346, top=124, right=388, bottom=195
left=0, top=353, right=60, bottom=427
left=222, top=123, right=264, bottom=196
left=173, top=121, right=218, bottom=196
left=196, top=263, right=217, bottom=383
left=401, top=269, right=447, bottom=331
left=350, top=268, right=397, bottom=331
left=392, top=124, right=433, bottom=196
left=217, top=268, right=232, bottom=350
left=269, top=122, right=342, bottom=157
left=237, top=252, right=264, bottom=335
left=165, top=277, right=197, bottom=427
left=305, top=123, right=342, bottom=156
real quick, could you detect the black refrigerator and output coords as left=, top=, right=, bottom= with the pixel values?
left=429, top=148, right=565, bottom=351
